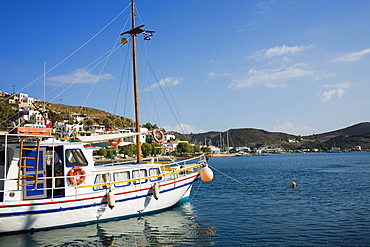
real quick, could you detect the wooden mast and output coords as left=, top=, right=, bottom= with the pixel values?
left=131, top=0, right=142, bottom=163
left=120, top=0, right=145, bottom=163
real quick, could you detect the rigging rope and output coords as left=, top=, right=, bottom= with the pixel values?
left=48, top=45, right=122, bottom=103
left=114, top=38, right=131, bottom=115
left=139, top=41, right=162, bottom=127
left=10, top=4, right=131, bottom=105
left=135, top=41, right=190, bottom=139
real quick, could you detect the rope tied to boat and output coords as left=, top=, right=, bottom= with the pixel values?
left=207, top=164, right=256, bottom=190
left=190, top=179, right=203, bottom=201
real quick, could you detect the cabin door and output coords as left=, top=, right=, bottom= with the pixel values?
left=23, top=147, right=47, bottom=199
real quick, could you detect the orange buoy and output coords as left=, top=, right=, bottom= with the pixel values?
left=109, top=132, right=122, bottom=146
left=199, top=167, right=213, bottom=182
left=107, top=190, right=115, bottom=209
left=67, top=166, right=86, bottom=185
left=152, top=129, right=165, bottom=143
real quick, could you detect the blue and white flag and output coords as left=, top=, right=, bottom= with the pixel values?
left=143, top=30, right=155, bottom=40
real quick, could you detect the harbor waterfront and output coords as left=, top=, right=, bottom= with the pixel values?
left=1, top=152, right=369, bottom=246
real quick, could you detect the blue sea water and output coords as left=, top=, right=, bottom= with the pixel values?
left=1, top=152, right=370, bottom=246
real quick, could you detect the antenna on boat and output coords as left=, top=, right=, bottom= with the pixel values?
left=121, top=0, right=145, bottom=163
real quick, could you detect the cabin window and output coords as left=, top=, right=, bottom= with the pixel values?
left=65, top=149, right=88, bottom=167
left=0, top=146, right=13, bottom=177
left=93, top=173, right=110, bottom=190
left=113, top=171, right=130, bottom=187
left=132, top=169, right=147, bottom=185
left=149, top=168, right=162, bottom=182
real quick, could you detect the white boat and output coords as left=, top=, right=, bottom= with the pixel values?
left=0, top=0, right=213, bottom=234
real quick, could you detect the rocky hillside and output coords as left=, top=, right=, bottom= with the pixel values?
left=44, top=101, right=135, bottom=129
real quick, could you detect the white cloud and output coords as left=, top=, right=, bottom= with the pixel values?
left=208, top=70, right=231, bottom=78
left=313, top=72, right=337, bottom=81
left=142, top=77, right=182, bottom=92
left=249, top=44, right=314, bottom=59
left=47, top=68, right=113, bottom=84
left=208, top=72, right=216, bottom=78
left=332, top=48, right=370, bottom=62
left=229, top=64, right=313, bottom=88
left=270, top=122, right=316, bottom=135
left=209, top=59, right=221, bottom=64
left=256, top=0, right=275, bottom=13
left=319, top=88, right=346, bottom=102
left=163, top=123, right=206, bottom=134
left=321, top=82, right=350, bottom=88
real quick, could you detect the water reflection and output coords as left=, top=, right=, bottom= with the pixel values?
left=1, top=202, right=216, bottom=247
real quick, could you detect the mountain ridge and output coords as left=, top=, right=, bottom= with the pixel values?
left=13, top=100, right=370, bottom=150
left=173, top=122, right=370, bottom=151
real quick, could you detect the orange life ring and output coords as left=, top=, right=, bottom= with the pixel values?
left=152, top=129, right=165, bottom=143
left=68, top=166, right=86, bottom=185
left=109, top=132, right=122, bottom=146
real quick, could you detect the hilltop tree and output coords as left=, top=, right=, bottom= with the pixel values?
left=0, top=102, right=17, bottom=130
left=120, top=144, right=136, bottom=157
left=142, top=122, right=158, bottom=130
left=141, top=143, right=153, bottom=157
left=151, top=143, right=163, bottom=156
left=177, top=142, right=194, bottom=153
left=86, top=119, right=94, bottom=126
left=193, top=145, right=201, bottom=153
left=201, top=146, right=212, bottom=153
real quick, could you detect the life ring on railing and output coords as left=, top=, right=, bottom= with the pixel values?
left=109, top=132, right=122, bottom=146
left=68, top=166, right=86, bottom=185
left=152, top=129, right=165, bottom=143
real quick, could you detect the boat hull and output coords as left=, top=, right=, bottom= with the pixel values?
left=0, top=174, right=197, bottom=234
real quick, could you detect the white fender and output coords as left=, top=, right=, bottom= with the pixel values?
left=107, top=191, right=115, bottom=209
left=152, top=182, right=159, bottom=200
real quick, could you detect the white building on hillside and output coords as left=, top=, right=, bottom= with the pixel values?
left=86, top=125, right=106, bottom=133
left=69, top=113, right=86, bottom=122
left=122, top=127, right=148, bottom=144
left=55, top=123, right=84, bottom=138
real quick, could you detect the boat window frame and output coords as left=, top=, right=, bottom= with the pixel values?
left=113, top=171, right=131, bottom=187
left=132, top=169, right=148, bottom=185
left=65, top=148, right=88, bottom=167
left=149, top=168, right=162, bottom=182
left=93, top=173, right=110, bottom=191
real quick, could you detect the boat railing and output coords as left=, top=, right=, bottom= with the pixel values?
left=0, top=158, right=207, bottom=201
left=76, top=161, right=205, bottom=190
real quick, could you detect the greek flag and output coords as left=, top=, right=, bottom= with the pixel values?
left=143, top=30, right=155, bottom=40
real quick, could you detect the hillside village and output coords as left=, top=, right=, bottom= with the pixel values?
left=1, top=92, right=369, bottom=157
left=0, top=92, right=214, bottom=157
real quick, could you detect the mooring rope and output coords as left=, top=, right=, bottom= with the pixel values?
left=208, top=164, right=256, bottom=190
left=190, top=179, right=203, bottom=200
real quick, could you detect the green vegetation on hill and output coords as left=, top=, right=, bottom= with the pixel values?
left=0, top=101, right=17, bottom=130
left=44, top=101, right=134, bottom=129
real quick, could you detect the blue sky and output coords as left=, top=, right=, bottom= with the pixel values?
left=1, top=0, right=369, bottom=135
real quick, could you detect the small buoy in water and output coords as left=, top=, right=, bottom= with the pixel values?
left=199, top=167, right=213, bottom=182
left=291, top=182, right=297, bottom=188
left=152, top=182, right=159, bottom=200
left=107, top=190, right=115, bottom=209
